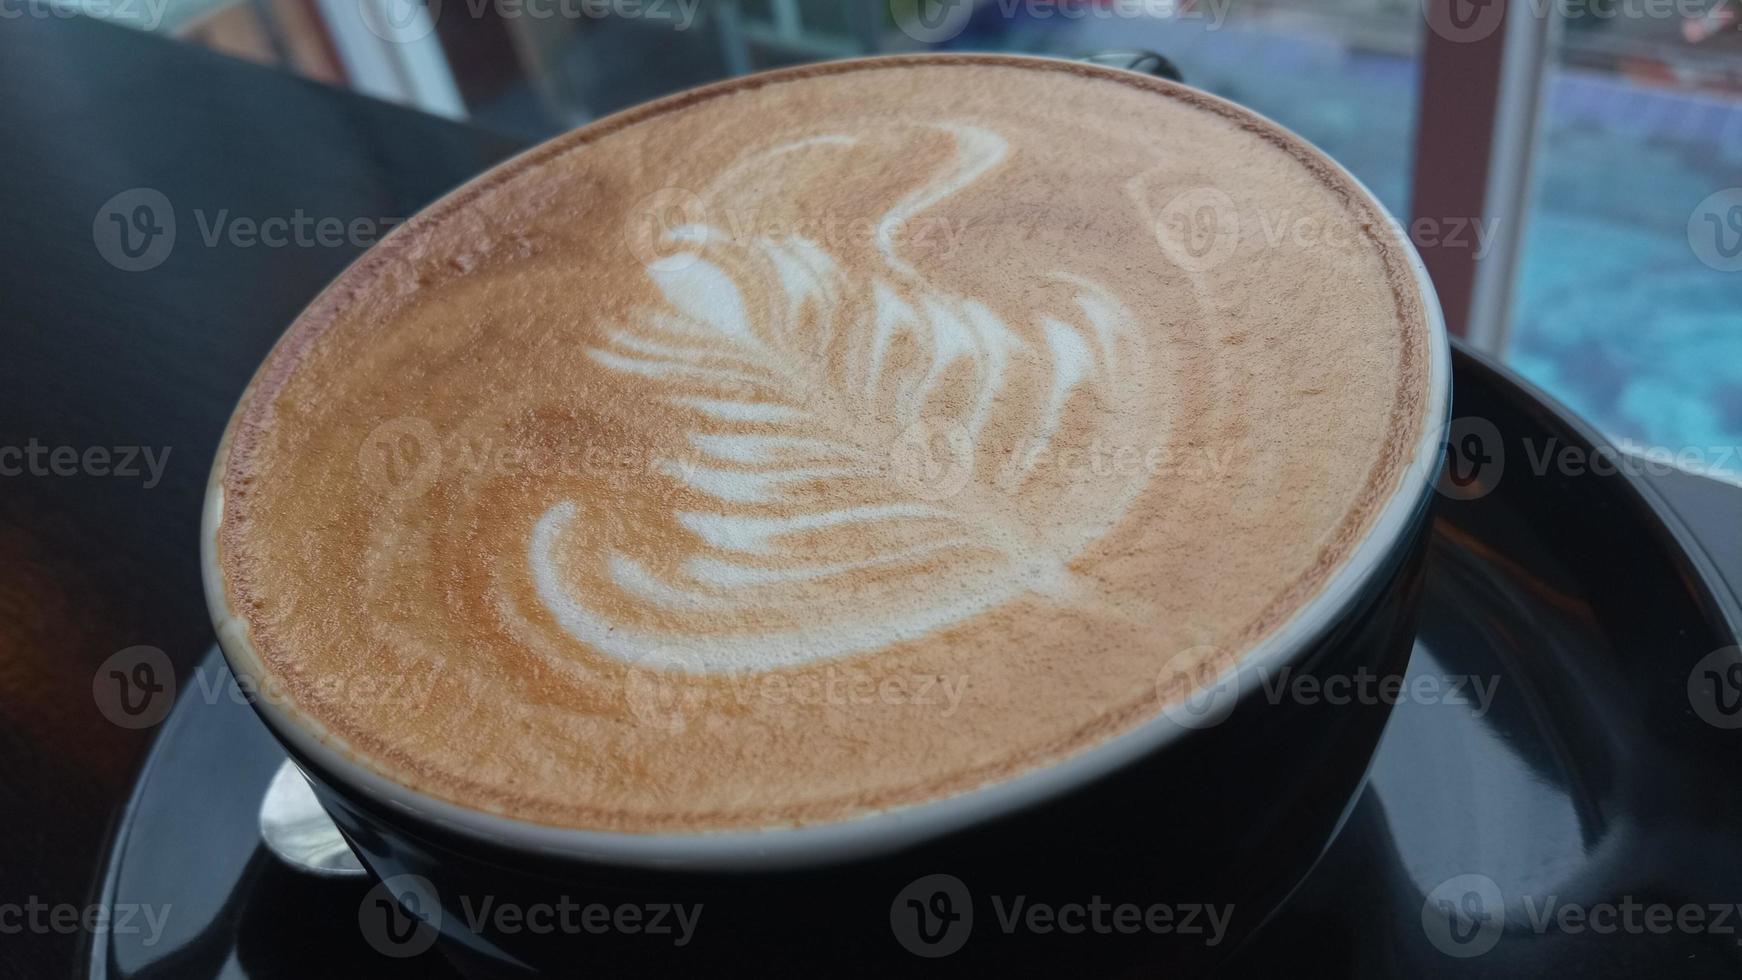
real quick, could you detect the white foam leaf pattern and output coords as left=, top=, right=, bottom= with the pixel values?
left=530, top=124, right=1159, bottom=672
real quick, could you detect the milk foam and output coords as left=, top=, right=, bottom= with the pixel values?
left=214, top=57, right=1430, bottom=832
left=527, top=123, right=1153, bottom=673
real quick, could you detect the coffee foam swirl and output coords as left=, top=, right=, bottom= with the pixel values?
left=528, top=122, right=1165, bottom=672
left=215, top=57, right=1430, bottom=832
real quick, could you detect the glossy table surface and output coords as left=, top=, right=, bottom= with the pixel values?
left=0, top=15, right=521, bottom=978
left=1, top=14, right=1738, bottom=979
left=83, top=343, right=1742, bottom=978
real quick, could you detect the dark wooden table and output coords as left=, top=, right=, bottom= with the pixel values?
left=1, top=14, right=1737, bottom=980
left=0, top=16, right=521, bottom=977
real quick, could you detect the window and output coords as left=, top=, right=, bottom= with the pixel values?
left=1507, top=7, right=1742, bottom=479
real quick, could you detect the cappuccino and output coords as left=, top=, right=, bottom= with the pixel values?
left=212, top=56, right=1431, bottom=831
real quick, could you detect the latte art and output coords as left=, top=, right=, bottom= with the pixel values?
left=212, top=57, right=1431, bottom=832
left=529, top=122, right=1162, bottom=673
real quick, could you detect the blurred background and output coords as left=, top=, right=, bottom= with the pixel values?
left=62, top=0, right=1742, bottom=480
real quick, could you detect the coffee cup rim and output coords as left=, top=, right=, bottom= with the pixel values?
left=200, top=53, right=1452, bottom=872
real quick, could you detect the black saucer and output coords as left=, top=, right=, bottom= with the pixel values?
left=88, top=346, right=1742, bottom=978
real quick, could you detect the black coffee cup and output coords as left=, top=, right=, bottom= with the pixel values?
left=202, top=54, right=1452, bottom=977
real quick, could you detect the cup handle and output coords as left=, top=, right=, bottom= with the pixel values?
left=1077, top=49, right=1184, bottom=83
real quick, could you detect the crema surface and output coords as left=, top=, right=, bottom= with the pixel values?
left=214, top=56, right=1430, bottom=832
